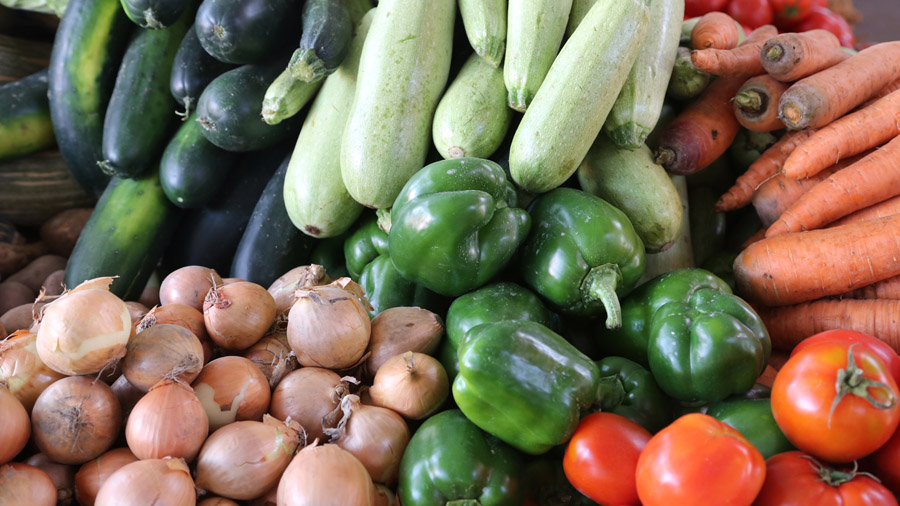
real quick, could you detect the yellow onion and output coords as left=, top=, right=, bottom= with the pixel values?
left=326, top=394, right=410, bottom=486
left=243, top=332, right=297, bottom=388
left=192, top=356, right=270, bottom=432
left=110, top=374, right=144, bottom=423
left=0, top=380, right=29, bottom=464
left=73, top=448, right=138, bottom=506
left=126, top=379, right=209, bottom=462
left=159, top=265, right=223, bottom=310
left=374, top=484, right=397, bottom=506
left=366, top=307, right=444, bottom=375
left=138, top=303, right=213, bottom=364
left=124, top=302, right=149, bottom=325
left=248, top=485, right=277, bottom=506
left=27, top=453, right=76, bottom=506
left=203, top=281, right=276, bottom=351
left=267, top=265, right=331, bottom=315
left=0, top=320, right=6, bottom=340
left=199, top=498, right=240, bottom=506
left=0, top=463, right=57, bottom=506
left=195, top=415, right=303, bottom=500
left=31, top=376, right=121, bottom=465
left=276, top=443, right=375, bottom=506
left=287, top=278, right=371, bottom=369
left=369, top=352, right=449, bottom=420
left=270, top=367, right=347, bottom=442
left=95, top=457, right=196, bottom=506
left=123, top=324, right=204, bottom=392
left=0, top=329, right=65, bottom=411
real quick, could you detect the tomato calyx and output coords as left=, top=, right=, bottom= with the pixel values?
left=800, top=455, right=881, bottom=487
left=829, top=344, right=898, bottom=427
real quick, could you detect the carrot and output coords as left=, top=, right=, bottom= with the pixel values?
left=691, top=25, right=778, bottom=77
left=734, top=214, right=900, bottom=306
left=760, top=30, right=848, bottom=82
left=778, top=41, right=900, bottom=129
left=691, top=12, right=742, bottom=50
left=715, top=129, right=816, bottom=212
left=830, top=194, right=900, bottom=227
left=766, top=135, right=900, bottom=237
left=733, top=75, right=788, bottom=132
left=782, top=89, right=900, bottom=180
left=842, top=275, right=900, bottom=300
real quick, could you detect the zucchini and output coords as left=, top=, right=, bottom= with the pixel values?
left=283, top=9, right=373, bottom=239
left=509, top=0, right=650, bottom=194
left=121, top=0, right=185, bottom=29
left=260, top=68, right=322, bottom=125
left=64, top=169, right=180, bottom=301
left=504, top=0, right=572, bottom=112
left=170, top=23, right=235, bottom=117
left=458, top=0, right=506, bottom=68
left=603, top=0, right=684, bottom=149
left=565, top=0, right=597, bottom=37
left=639, top=174, right=694, bottom=284
left=0, top=151, right=94, bottom=227
left=340, top=0, right=455, bottom=209
left=0, top=34, right=52, bottom=84
left=160, top=112, right=235, bottom=208
left=0, top=69, right=54, bottom=161
left=48, top=0, right=133, bottom=197
left=289, top=0, right=352, bottom=83
left=194, top=0, right=300, bottom=65
left=666, top=46, right=710, bottom=101
left=432, top=53, right=510, bottom=160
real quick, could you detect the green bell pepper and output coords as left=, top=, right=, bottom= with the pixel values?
left=519, top=188, right=645, bottom=328
left=454, top=320, right=600, bottom=455
left=523, top=458, right=598, bottom=506
left=387, top=158, right=531, bottom=297
left=595, top=356, right=673, bottom=434
left=706, top=396, right=795, bottom=460
left=398, top=409, right=524, bottom=506
left=308, top=233, right=349, bottom=279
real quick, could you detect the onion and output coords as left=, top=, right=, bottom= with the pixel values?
left=243, top=331, right=297, bottom=388
left=192, top=356, right=270, bottom=432
left=123, top=324, right=204, bottom=392
left=0, top=329, right=65, bottom=411
left=287, top=278, right=372, bottom=369
left=110, top=374, right=144, bottom=423
left=374, top=484, right=397, bottom=506
left=195, top=415, right=303, bottom=500
left=73, top=448, right=138, bottom=506
left=270, top=367, right=347, bottom=442
left=268, top=265, right=331, bottom=315
left=95, top=457, right=196, bottom=506
left=31, top=376, right=121, bottom=465
left=248, top=485, right=277, bottom=506
left=0, top=381, right=29, bottom=464
left=369, top=352, right=449, bottom=420
left=0, top=463, right=57, bottom=506
left=222, top=278, right=244, bottom=284
left=366, top=307, right=444, bottom=375
left=137, top=303, right=213, bottom=363
left=276, top=443, right=375, bottom=506
left=126, top=379, right=209, bottom=462
left=160, top=265, right=223, bottom=310
left=0, top=320, right=6, bottom=339
left=124, top=302, right=149, bottom=325
left=199, top=498, right=240, bottom=506
left=203, top=281, right=276, bottom=351
left=27, top=453, right=76, bottom=506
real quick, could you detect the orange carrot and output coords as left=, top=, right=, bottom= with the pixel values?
left=830, top=194, right=900, bottom=227
left=734, top=214, right=900, bottom=306
left=873, top=76, right=900, bottom=102
left=691, top=12, right=741, bottom=50
left=691, top=25, right=778, bottom=77
left=733, top=75, right=788, bottom=132
left=782, top=89, right=900, bottom=180
left=760, top=30, right=848, bottom=82
left=778, top=41, right=900, bottom=129
left=842, top=275, right=900, bottom=300
left=766, top=135, right=900, bottom=236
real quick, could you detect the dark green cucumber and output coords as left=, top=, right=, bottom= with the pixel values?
left=289, top=0, right=352, bottom=83
left=160, top=112, right=235, bottom=208
left=0, top=70, right=55, bottom=161
left=121, top=0, right=186, bottom=28
left=230, top=154, right=316, bottom=287
left=194, top=0, right=300, bottom=64
left=170, top=23, right=235, bottom=116
left=64, top=169, right=181, bottom=301
left=48, top=0, right=133, bottom=197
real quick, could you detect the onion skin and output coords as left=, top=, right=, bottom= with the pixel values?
left=124, top=302, right=149, bottom=325
left=74, top=448, right=138, bottom=506
left=123, top=324, right=204, bottom=392
left=191, top=356, right=270, bottom=432
left=267, top=265, right=331, bottom=315
left=366, top=307, right=444, bottom=375
left=287, top=281, right=371, bottom=369
left=369, top=352, right=450, bottom=420
left=203, top=282, right=277, bottom=351
left=247, top=485, right=277, bottom=506
left=110, top=374, right=144, bottom=424
left=95, top=457, right=197, bottom=506
left=0, top=463, right=57, bottom=506
left=31, top=376, right=122, bottom=465
left=277, top=444, right=376, bottom=506
left=138, top=304, right=213, bottom=364
left=0, top=329, right=65, bottom=411
left=242, top=334, right=297, bottom=388
left=27, top=452, right=76, bottom=506
left=0, top=382, right=29, bottom=464
left=329, top=395, right=410, bottom=486
left=198, top=499, right=240, bottom=506
left=374, top=484, right=397, bottom=506
left=125, top=379, right=209, bottom=462
left=270, top=367, right=343, bottom=443
left=160, top=266, right=223, bottom=310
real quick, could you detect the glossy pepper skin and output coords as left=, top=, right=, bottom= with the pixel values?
left=595, top=356, right=673, bottom=434
left=454, top=320, right=601, bottom=455
left=388, top=158, right=531, bottom=297
left=707, top=396, right=795, bottom=459
left=398, top=409, right=525, bottom=506
left=519, top=188, right=645, bottom=329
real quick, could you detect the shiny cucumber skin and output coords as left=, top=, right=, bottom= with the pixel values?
left=194, top=0, right=300, bottom=65
left=121, top=0, right=186, bottom=28
left=169, top=23, right=235, bottom=116
left=160, top=112, right=235, bottom=209
left=0, top=70, right=54, bottom=161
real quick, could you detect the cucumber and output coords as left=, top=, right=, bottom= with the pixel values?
left=160, top=112, right=235, bottom=208
left=432, top=53, right=511, bottom=160
left=121, top=0, right=186, bottom=29
left=64, top=169, right=181, bottom=301
left=340, top=0, right=455, bottom=209
left=170, top=24, right=235, bottom=117
left=565, top=0, right=597, bottom=37
left=458, top=0, right=506, bottom=68
left=504, top=0, right=572, bottom=112
left=283, top=9, right=373, bottom=239
left=289, top=0, right=352, bottom=83
left=509, top=0, right=650, bottom=194
left=666, top=46, right=710, bottom=101
left=688, top=185, right=726, bottom=266
left=603, top=0, right=684, bottom=149
left=577, top=134, right=683, bottom=253
left=194, top=0, right=300, bottom=65
left=0, top=69, right=54, bottom=161
left=48, top=0, right=133, bottom=197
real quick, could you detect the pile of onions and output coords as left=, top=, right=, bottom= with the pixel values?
left=94, top=457, right=196, bottom=506
left=123, top=324, right=204, bottom=391
left=0, top=329, right=65, bottom=411
left=369, top=352, right=449, bottom=420
left=159, top=265, right=222, bottom=310
left=27, top=453, right=76, bottom=506
left=203, top=281, right=276, bottom=350
left=270, top=367, right=346, bottom=442
left=276, top=443, right=376, bottom=506
left=199, top=498, right=241, bottom=506
left=375, top=484, right=397, bottom=506
left=243, top=332, right=297, bottom=388
left=124, top=302, right=149, bottom=325
left=287, top=278, right=372, bottom=369
left=366, top=307, right=444, bottom=375
left=195, top=416, right=303, bottom=500
left=0, top=381, right=29, bottom=464
left=248, top=485, right=277, bottom=506
left=31, top=376, right=121, bottom=465
left=0, top=463, right=57, bottom=506
left=138, top=303, right=213, bottom=359
left=192, top=356, right=270, bottom=431
left=110, top=375, right=144, bottom=423
left=126, top=379, right=209, bottom=461
left=74, top=448, right=138, bottom=506
left=267, top=264, right=330, bottom=315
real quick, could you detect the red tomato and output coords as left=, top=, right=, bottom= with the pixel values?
left=811, top=0, right=828, bottom=6
left=792, top=330, right=900, bottom=387
left=727, top=0, right=774, bottom=29
left=563, top=413, right=650, bottom=506
left=685, top=0, right=729, bottom=17
left=769, top=0, right=813, bottom=29
left=772, top=341, right=900, bottom=463
left=797, top=6, right=856, bottom=48
left=755, top=451, right=898, bottom=506
left=874, top=426, right=900, bottom=494
left=635, top=413, right=766, bottom=506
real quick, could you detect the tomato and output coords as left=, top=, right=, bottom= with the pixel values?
left=811, top=0, right=828, bottom=6
left=685, top=0, right=729, bottom=17
left=772, top=341, right=900, bottom=463
left=635, top=413, right=766, bottom=506
left=873, top=426, right=900, bottom=494
left=797, top=6, right=856, bottom=48
left=792, top=330, right=900, bottom=387
left=563, top=413, right=650, bottom=506
left=769, top=0, right=813, bottom=29
left=755, top=451, right=898, bottom=506
left=727, top=0, right=774, bottom=29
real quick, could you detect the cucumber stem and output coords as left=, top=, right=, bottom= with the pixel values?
left=581, top=263, right=623, bottom=329
left=142, top=8, right=164, bottom=29
left=288, top=48, right=328, bottom=84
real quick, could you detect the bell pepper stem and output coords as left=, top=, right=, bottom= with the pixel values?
left=828, top=343, right=898, bottom=428
left=596, top=375, right=627, bottom=411
left=581, top=264, right=623, bottom=329
left=376, top=208, right=392, bottom=234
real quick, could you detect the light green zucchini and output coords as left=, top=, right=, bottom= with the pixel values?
left=666, top=46, right=711, bottom=100
left=459, top=0, right=506, bottom=68
left=261, top=68, right=323, bottom=125
left=565, top=0, right=597, bottom=37
left=639, top=174, right=694, bottom=284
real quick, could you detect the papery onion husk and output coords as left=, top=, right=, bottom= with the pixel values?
left=138, top=303, right=213, bottom=364
left=125, top=379, right=208, bottom=462
left=159, top=266, right=223, bottom=310
left=124, top=302, right=149, bottom=325
left=0, top=329, right=65, bottom=411
left=374, top=484, right=397, bottom=506
left=276, top=442, right=376, bottom=506
left=199, top=498, right=240, bottom=506
left=203, top=281, right=277, bottom=351
left=27, top=452, right=76, bottom=506
left=195, top=415, right=303, bottom=500
left=268, top=265, right=331, bottom=315
left=248, top=484, right=277, bottom=506
left=31, top=376, right=121, bottom=465
left=110, top=374, right=144, bottom=424
left=123, top=324, right=204, bottom=392
left=366, top=307, right=444, bottom=375
left=270, top=367, right=346, bottom=442
left=73, top=448, right=138, bottom=506
left=192, top=356, right=270, bottom=432
left=0, top=380, right=29, bottom=464
left=94, top=457, right=196, bottom=506
left=0, top=463, right=57, bottom=506
left=369, top=352, right=449, bottom=420
left=243, top=323, right=297, bottom=388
